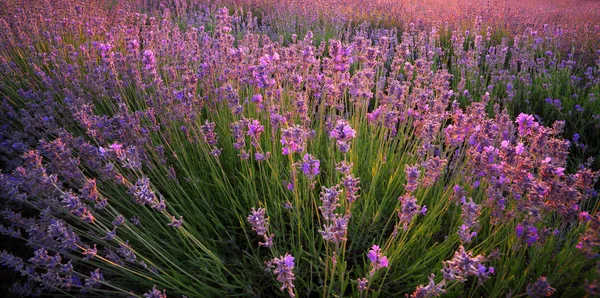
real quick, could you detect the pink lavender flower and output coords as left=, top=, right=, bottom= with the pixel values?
left=247, top=208, right=274, bottom=248
left=367, top=245, right=389, bottom=275
left=526, top=276, right=555, bottom=297
left=267, top=253, right=296, bottom=297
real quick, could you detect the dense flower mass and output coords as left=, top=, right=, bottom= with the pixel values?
left=0, top=0, right=598, bottom=297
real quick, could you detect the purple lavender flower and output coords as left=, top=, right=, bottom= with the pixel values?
left=441, top=245, right=491, bottom=284
left=319, top=185, right=341, bottom=221
left=267, top=253, right=296, bottom=297
left=404, top=165, right=421, bottom=193
left=320, top=213, right=350, bottom=243
left=357, top=277, right=368, bottom=293
left=335, top=161, right=353, bottom=175
left=143, top=285, right=167, bottom=298
left=367, top=245, right=389, bottom=275
left=247, top=119, right=264, bottom=147
left=526, top=276, right=555, bottom=297
left=398, top=194, right=425, bottom=231
left=130, top=177, right=156, bottom=206
left=82, top=244, right=97, bottom=260
left=84, top=268, right=104, bottom=290
left=329, top=120, right=356, bottom=153
left=341, top=174, right=360, bottom=203
left=299, top=154, right=320, bottom=179
left=251, top=94, right=263, bottom=104
left=410, top=274, right=446, bottom=298
left=281, top=125, right=309, bottom=155
left=201, top=120, right=218, bottom=146
left=247, top=207, right=273, bottom=247
left=168, top=216, right=183, bottom=228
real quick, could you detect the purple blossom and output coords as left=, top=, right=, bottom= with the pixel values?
left=404, top=165, right=421, bottom=193
left=201, top=120, right=219, bottom=146
left=267, top=253, right=296, bottom=297
left=247, top=207, right=273, bottom=247
left=398, top=194, right=425, bottom=231
left=410, top=274, right=446, bottom=298
left=341, top=174, right=361, bottom=203
left=357, top=278, right=368, bottom=293
left=144, top=285, right=167, bottom=298
left=329, top=120, right=356, bottom=153
left=320, top=213, right=350, bottom=243
left=82, top=244, right=98, bottom=260
left=168, top=216, right=183, bottom=228
left=319, top=185, right=341, bottom=221
left=442, top=244, right=494, bottom=285
left=299, top=154, right=320, bottom=179
left=247, top=119, right=264, bottom=147
left=526, top=276, right=556, bottom=297
left=84, top=268, right=104, bottom=290
left=130, top=177, right=156, bottom=206
left=335, top=161, right=353, bottom=175
left=281, top=125, right=309, bottom=155
left=367, top=245, right=389, bottom=275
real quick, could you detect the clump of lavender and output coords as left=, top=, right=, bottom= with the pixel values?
left=329, top=119, right=356, bottom=153
left=441, top=245, right=494, bottom=284
left=247, top=208, right=274, bottom=247
left=267, top=253, right=296, bottom=297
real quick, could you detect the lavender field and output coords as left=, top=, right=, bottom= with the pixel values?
left=1, top=0, right=600, bottom=297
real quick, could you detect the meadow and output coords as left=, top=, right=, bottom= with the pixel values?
left=0, top=0, right=599, bottom=297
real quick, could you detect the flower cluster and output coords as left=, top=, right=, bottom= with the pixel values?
left=329, top=119, right=356, bottom=153
left=247, top=208, right=274, bottom=248
left=267, top=253, right=296, bottom=297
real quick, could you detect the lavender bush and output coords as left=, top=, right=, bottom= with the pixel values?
left=0, top=0, right=599, bottom=297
